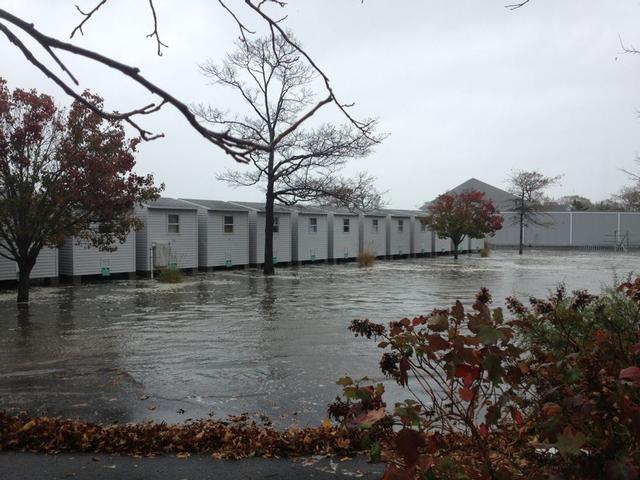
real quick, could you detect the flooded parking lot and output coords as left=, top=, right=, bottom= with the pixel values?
left=1, top=249, right=639, bottom=426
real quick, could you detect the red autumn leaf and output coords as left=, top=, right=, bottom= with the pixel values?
left=459, top=387, right=474, bottom=402
left=479, top=423, right=489, bottom=438
left=511, top=407, right=523, bottom=425
left=633, top=343, right=640, bottom=354
left=381, top=465, right=414, bottom=480
left=417, top=454, right=435, bottom=471
left=454, top=364, right=480, bottom=387
left=426, top=334, right=450, bottom=352
left=619, top=366, right=640, bottom=384
left=594, top=329, right=608, bottom=344
left=427, top=313, right=449, bottom=332
left=354, top=408, right=387, bottom=427
left=395, top=428, right=426, bottom=468
left=451, top=300, right=465, bottom=322
left=399, top=358, right=410, bottom=387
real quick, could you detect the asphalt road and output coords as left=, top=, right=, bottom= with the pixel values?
left=0, top=452, right=384, bottom=480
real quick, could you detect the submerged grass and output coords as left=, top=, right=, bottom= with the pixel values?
left=480, top=239, right=490, bottom=257
left=358, top=250, right=376, bottom=267
left=158, top=267, right=184, bottom=283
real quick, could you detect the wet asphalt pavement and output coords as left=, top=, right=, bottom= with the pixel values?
left=0, top=452, right=384, bottom=480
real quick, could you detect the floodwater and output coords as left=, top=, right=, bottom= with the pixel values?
left=0, top=249, right=638, bottom=426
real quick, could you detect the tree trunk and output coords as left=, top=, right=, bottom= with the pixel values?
left=453, top=240, right=460, bottom=260
left=518, top=201, right=524, bottom=255
left=17, top=258, right=35, bottom=304
left=263, top=151, right=276, bottom=275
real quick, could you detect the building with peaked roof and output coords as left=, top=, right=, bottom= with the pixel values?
left=327, top=208, right=360, bottom=261
left=446, top=177, right=519, bottom=211
left=228, top=202, right=292, bottom=266
left=359, top=210, right=387, bottom=258
left=135, top=197, right=198, bottom=273
left=181, top=199, right=251, bottom=268
left=285, top=205, right=329, bottom=263
left=382, top=209, right=412, bottom=257
left=391, top=209, right=434, bottom=256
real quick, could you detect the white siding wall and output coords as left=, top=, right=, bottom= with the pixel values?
left=470, top=237, right=484, bottom=250
left=59, top=232, right=136, bottom=276
left=136, top=208, right=198, bottom=271
left=359, top=215, right=386, bottom=257
left=329, top=214, right=359, bottom=259
left=135, top=208, right=149, bottom=271
left=413, top=219, right=433, bottom=255
left=205, top=211, right=250, bottom=267
left=434, top=234, right=451, bottom=253
left=253, top=212, right=292, bottom=264
left=386, top=216, right=411, bottom=255
left=196, top=210, right=208, bottom=266
left=0, top=247, right=58, bottom=281
left=294, top=213, right=328, bottom=261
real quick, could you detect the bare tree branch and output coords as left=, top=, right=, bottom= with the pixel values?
left=146, top=0, right=168, bottom=56
left=0, top=8, right=270, bottom=162
left=505, top=0, right=531, bottom=10
left=70, top=0, right=108, bottom=39
left=2, top=1, right=380, bottom=164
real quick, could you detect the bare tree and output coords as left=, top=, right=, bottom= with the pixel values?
left=0, top=1, right=371, bottom=164
left=196, top=32, right=382, bottom=275
left=507, top=170, right=562, bottom=255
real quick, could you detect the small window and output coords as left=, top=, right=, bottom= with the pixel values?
left=224, top=215, right=234, bottom=233
left=309, top=217, right=318, bottom=234
left=372, top=219, right=379, bottom=233
left=420, top=223, right=426, bottom=232
left=273, top=216, right=279, bottom=233
left=168, top=214, right=180, bottom=233
left=398, top=219, right=404, bottom=232
left=343, top=218, right=350, bottom=233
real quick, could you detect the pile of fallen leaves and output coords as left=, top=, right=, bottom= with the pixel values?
left=0, top=413, right=371, bottom=459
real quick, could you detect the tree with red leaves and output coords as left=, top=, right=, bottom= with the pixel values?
left=423, top=190, right=503, bottom=259
left=0, top=79, right=162, bottom=303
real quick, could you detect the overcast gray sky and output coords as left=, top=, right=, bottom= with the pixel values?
left=3, top=0, right=640, bottom=208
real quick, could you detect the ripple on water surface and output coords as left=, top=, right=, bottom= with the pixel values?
left=0, top=249, right=638, bottom=425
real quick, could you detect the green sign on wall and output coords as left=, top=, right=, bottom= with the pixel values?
left=310, top=254, right=316, bottom=262
left=100, top=266, right=111, bottom=277
left=169, top=261, right=178, bottom=270
left=272, top=256, right=278, bottom=263
left=225, top=258, right=232, bottom=268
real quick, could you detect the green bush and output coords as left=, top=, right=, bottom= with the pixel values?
left=357, top=250, right=376, bottom=267
left=157, top=267, right=183, bottom=283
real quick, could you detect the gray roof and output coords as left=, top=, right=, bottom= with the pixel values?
left=285, top=204, right=329, bottom=215
left=180, top=199, right=251, bottom=213
left=142, top=197, right=197, bottom=211
left=326, top=207, right=361, bottom=217
left=446, top=178, right=519, bottom=210
left=361, top=209, right=388, bottom=217
left=229, top=201, right=291, bottom=214
left=387, top=208, right=425, bottom=217
left=380, top=208, right=413, bottom=218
